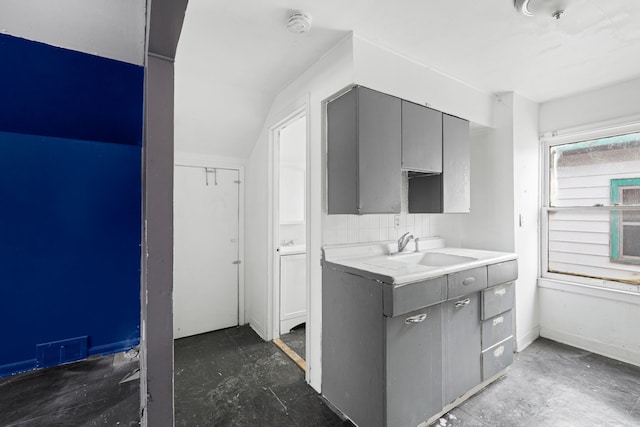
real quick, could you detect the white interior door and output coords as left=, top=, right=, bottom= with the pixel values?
left=174, top=166, right=239, bottom=339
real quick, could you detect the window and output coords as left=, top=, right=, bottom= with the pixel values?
left=610, top=178, right=640, bottom=264
left=543, top=131, right=640, bottom=286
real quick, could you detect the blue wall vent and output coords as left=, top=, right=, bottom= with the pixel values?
left=36, top=336, right=88, bottom=368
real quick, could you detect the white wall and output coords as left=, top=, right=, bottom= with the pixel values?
left=512, top=94, right=541, bottom=351
left=538, top=78, right=640, bottom=367
left=352, top=35, right=496, bottom=128
left=458, top=93, right=540, bottom=351
left=540, top=77, right=640, bottom=134
left=245, top=34, right=355, bottom=391
left=460, top=99, right=515, bottom=253
left=1, top=0, right=146, bottom=65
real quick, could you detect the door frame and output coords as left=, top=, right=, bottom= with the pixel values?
left=174, top=152, right=246, bottom=326
left=268, top=106, right=309, bottom=344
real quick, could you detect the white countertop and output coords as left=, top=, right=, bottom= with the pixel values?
left=322, top=240, right=517, bottom=285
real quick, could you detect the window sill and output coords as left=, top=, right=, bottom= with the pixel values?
left=538, top=275, right=640, bottom=305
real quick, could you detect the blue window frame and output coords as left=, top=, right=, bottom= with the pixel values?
left=610, top=178, right=640, bottom=264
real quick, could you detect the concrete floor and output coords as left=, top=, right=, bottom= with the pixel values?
left=0, top=353, right=139, bottom=426
left=2, top=329, right=640, bottom=426
left=442, top=338, right=640, bottom=426
left=174, top=324, right=348, bottom=426
left=280, top=324, right=306, bottom=360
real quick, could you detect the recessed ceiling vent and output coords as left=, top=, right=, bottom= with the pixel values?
left=287, top=11, right=313, bottom=34
left=514, top=0, right=568, bottom=19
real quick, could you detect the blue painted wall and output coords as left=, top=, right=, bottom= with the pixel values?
left=0, top=33, right=143, bottom=145
left=0, top=34, right=143, bottom=377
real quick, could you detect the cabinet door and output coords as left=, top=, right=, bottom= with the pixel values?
left=443, top=292, right=481, bottom=404
left=280, top=254, right=306, bottom=333
left=327, top=88, right=358, bottom=214
left=402, top=101, right=442, bottom=173
left=386, top=304, right=443, bottom=427
left=442, top=114, right=470, bottom=213
left=357, top=87, right=402, bottom=214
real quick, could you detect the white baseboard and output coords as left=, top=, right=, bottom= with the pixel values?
left=540, top=327, right=640, bottom=367
left=516, top=326, right=540, bottom=352
left=249, top=318, right=267, bottom=341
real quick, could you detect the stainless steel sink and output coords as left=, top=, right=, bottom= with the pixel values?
left=389, top=252, right=477, bottom=267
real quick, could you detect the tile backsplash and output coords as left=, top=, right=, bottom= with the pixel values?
left=323, top=171, right=440, bottom=245
left=323, top=213, right=434, bottom=245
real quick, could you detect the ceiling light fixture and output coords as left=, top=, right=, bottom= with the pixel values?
left=514, top=0, right=534, bottom=17
left=287, top=11, right=312, bottom=34
left=514, top=0, right=567, bottom=19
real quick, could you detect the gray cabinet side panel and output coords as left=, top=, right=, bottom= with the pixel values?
left=386, top=304, right=443, bottom=427
left=442, top=114, right=470, bottom=213
left=402, top=101, right=443, bottom=173
left=322, top=267, right=385, bottom=427
left=357, top=87, right=402, bottom=214
left=443, top=292, right=482, bottom=404
left=327, top=89, right=358, bottom=214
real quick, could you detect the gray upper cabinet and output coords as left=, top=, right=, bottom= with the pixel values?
left=327, top=86, right=401, bottom=214
left=402, top=100, right=442, bottom=173
left=442, top=113, right=470, bottom=213
left=408, top=113, right=470, bottom=213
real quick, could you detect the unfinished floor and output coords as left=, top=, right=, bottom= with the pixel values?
left=2, top=327, right=640, bottom=426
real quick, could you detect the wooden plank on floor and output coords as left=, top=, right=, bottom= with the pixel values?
left=272, top=338, right=306, bottom=372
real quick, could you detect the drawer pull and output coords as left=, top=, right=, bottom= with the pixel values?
left=462, top=277, right=476, bottom=286
left=494, top=345, right=505, bottom=357
left=492, top=316, right=505, bottom=326
left=495, top=287, right=506, bottom=296
left=454, top=298, right=471, bottom=308
left=404, top=313, right=427, bottom=324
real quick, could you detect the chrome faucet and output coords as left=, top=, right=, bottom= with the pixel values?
left=397, top=232, right=414, bottom=253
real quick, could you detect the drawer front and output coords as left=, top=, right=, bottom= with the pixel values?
left=383, top=276, right=447, bottom=317
left=481, top=282, right=515, bottom=320
left=482, top=338, right=514, bottom=380
left=447, top=266, right=487, bottom=299
left=481, top=310, right=513, bottom=350
left=487, top=260, right=518, bottom=286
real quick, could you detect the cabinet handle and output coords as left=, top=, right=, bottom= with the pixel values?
left=462, top=277, right=476, bottom=286
left=454, top=298, right=471, bottom=308
left=404, top=313, right=427, bottom=324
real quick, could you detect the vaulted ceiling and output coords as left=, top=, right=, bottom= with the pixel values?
left=174, top=0, right=640, bottom=159
left=4, top=1, right=639, bottom=159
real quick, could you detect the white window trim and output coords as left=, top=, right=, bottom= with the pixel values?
left=540, top=116, right=640, bottom=293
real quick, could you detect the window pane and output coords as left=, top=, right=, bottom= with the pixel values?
left=550, top=133, right=640, bottom=207
left=621, top=188, right=640, bottom=205
left=622, top=225, right=640, bottom=257
left=622, top=210, right=640, bottom=222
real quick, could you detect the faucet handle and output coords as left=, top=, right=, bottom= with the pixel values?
left=414, top=237, right=420, bottom=252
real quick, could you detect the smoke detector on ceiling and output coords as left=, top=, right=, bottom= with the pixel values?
left=514, top=0, right=567, bottom=19
left=287, top=11, right=313, bottom=34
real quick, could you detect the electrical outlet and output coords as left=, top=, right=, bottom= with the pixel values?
left=394, top=215, right=401, bottom=229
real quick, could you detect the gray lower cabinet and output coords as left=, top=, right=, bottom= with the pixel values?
left=327, top=86, right=401, bottom=214
left=322, top=267, right=444, bottom=427
left=322, top=260, right=517, bottom=426
left=443, top=292, right=482, bottom=404
left=481, top=272, right=516, bottom=381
